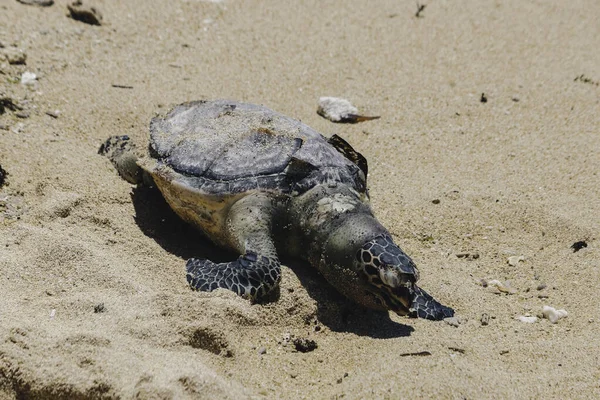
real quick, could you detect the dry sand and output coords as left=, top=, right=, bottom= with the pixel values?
left=1, top=0, right=599, bottom=398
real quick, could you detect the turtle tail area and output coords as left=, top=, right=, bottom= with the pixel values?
left=99, top=135, right=143, bottom=184
left=408, top=285, right=454, bottom=320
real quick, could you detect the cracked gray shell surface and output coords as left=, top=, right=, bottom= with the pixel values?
left=146, top=100, right=366, bottom=196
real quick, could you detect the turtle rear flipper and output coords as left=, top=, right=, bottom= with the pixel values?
left=99, top=135, right=144, bottom=184
left=409, top=286, right=454, bottom=320
left=186, top=193, right=281, bottom=300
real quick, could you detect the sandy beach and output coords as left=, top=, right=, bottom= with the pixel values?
left=1, top=0, right=599, bottom=398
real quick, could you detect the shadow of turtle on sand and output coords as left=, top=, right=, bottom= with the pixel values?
left=284, top=258, right=414, bottom=339
left=130, top=185, right=234, bottom=263
left=130, top=185, right=413, bottom=339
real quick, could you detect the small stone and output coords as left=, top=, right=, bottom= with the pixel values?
left=507, top=255, right=525, bottom=266
left=542, top=305, right=567, bottom=324
left=49, top=309, right=56, bottom=319
left=257, top=346, right=266, bottom=355
left=444, top=316, right=460, bottom=327
left=484, top=279, right=517, bottom=294
left=45, top=110, right=60, bottom=119
left=480, top=313, right=490, bottom=326
left=571, top=240, right=587, bottom=252
left=17, top=0, right=55, bottom=6
left=0, top=165, right=8, bottom=187
left=292, top=338, right=318, bottom=353
left=21, top=71, right=37, bottom=86
left=94, top=303, right=106, bottom=313
left=536, top=283, right=547, bottom=291
left=2, top=48, right=27, bottom=65
left=281, top=332, right=292, bottom=346
left=317, top=97, right=379, bottom=123
left=432, top=199, right=441, bottom=204
left=517, top=315, right=538, bottom=323
left=15, top=111, right=30, bottom=119
left=68, top=1, right=103, bottom=26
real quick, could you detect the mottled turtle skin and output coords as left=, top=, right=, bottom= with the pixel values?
left=100, top=100, right=453, bottom=320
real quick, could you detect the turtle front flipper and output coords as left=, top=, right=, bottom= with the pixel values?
left=186, top=252, right=280, bottom=300
left=409, top=285, right=454, bottom=320
left=185, top=194, right=281, bottom=301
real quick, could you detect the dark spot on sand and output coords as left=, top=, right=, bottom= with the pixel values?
left=293, top=337, right=317, bottom=353
left=571, top=240, right=587, bottom=252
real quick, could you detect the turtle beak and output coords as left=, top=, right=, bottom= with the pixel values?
left=407, top=285, right=455, bottom=320
left=388, top=283, right=415, bottom=315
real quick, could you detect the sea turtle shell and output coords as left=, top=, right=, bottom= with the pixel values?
left=145, top=100, right=367, bottom=197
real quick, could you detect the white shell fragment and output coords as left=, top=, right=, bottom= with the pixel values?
left=542, top=305, right=568, bottom=324
left=517, top=315, right=538, bottom=323
left=21, top=71, right=37, bottom=87
left=483, top=279, right=517, bottom=294
left=507, top=255, right=525, bottom=266
left=317, top=97, right=379, bottom=123
left=444, top=316, right=461, bottom=327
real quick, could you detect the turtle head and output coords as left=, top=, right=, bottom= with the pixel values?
left=355, top=234, right=420, bottom=315
left=300, top=187, right=452, bottom=319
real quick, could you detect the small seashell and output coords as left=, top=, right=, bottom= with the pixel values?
left=542, top=305, right=568, bottom=324
left=21, top=71, right=37, bottom=86
left=317, top=97, right=379, bottom=123
left=516, top=315, right=538, bottom=323
left=507, top=255, right=525, bottom=266
left=485, top=279, right=517, bottom=294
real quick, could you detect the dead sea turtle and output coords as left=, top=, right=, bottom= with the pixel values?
left=100, top=100, right=453, bottom=320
